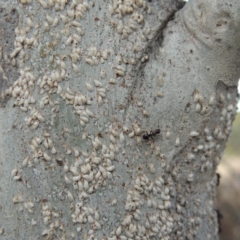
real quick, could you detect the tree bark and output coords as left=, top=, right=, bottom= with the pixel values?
left=0, top=0, right=239, bottom=239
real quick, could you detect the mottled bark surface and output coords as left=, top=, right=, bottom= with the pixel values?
left=0, top=0, right=239, bottom=239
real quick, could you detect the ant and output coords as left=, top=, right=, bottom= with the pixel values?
left=216, top=173, right=221, bottom=186
left=215, top=209, right=223, bottom=233
left=142, top=129, right=161, bottom=140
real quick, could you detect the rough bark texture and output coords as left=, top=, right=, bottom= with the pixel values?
left=0, top=0, right=239, bottom=239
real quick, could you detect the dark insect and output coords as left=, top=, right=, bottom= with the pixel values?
left=215, top=209, right=223, bottom=233
left=142, top=129, right=161, bottom=140
left=216, top=173, right=221, bottom=186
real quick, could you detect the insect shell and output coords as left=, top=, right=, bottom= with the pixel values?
left=142, top=129, right=160, bottom=140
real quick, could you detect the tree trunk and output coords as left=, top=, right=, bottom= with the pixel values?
left=0, top=0, right=239, bottom=239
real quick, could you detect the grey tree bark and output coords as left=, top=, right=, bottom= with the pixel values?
left=0, top=0, right=239, bottom=239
